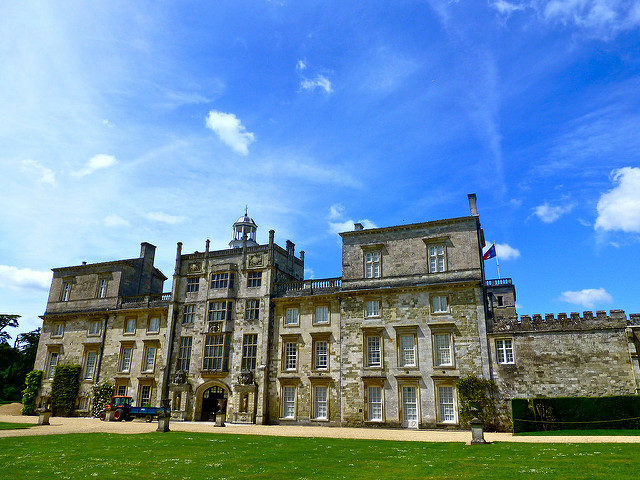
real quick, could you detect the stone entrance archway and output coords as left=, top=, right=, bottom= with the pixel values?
left=194, top=381, right=230, bottom=422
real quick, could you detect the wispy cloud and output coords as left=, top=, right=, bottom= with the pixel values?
left=72, top=154, right=117, bottom=177
left=104, top=214, right=130, bottom=227
left=0, top=265, right=51, bottom=291
left=205, top=110, right=255, bottom=155
left=595, top=167, right=640, bottom=232
left=296, top=59, right=307, bottom=71
left=495, top=243, right=521, bottom=260
left=328, top=204, right=345, bottom=220
left=533, top=202, right=575, bottom=223
left=300, top=74, right=333, bottom=94
left=559, top=288, right=613, bottom=308
left=490, top=0, right=525, bottom=15
left=21, top=159, right=55, bottom=185
left=144, top=212, right=186, bottom=224
left=327, top=205, right=376, bottom=234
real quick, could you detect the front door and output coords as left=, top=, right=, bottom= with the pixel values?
left=401, top=386, right=418, bottom=429
left=201, top=386, right=227, bottom=421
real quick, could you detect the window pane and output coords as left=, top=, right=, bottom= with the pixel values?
left=315, top=306, right=329, bottom=324
left=400, top=334, right=416, bottom=367
left=314, top=386, right=328, bottom=419
left=283, top=386, right=296, bottom=418
left=368, top=386, right=382, bottom=421
left=315, top=341, right=328, bottom=369
left=120, top=348, right=132, bottom=372
left=285, top=308, right=298, bottom=325
left=148, top=317, right=159, bottom=332
left=84, top=351, right=96, bottom=379
left=402, top=386, right=418, bottom=421
left=438, top=386, right=455, bottom=422
left=366, top=301, right=379, bottom=317
left=435, top=334, right=452, bottom=366
left=367, top=336, right=381, bottom=367
left=284, top=342, right=297, bottom=370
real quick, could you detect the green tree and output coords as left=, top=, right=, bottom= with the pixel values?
left=0, top=314, right=20, bottom=345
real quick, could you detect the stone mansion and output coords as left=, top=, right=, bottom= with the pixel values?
left=33, top=195, right=640, bottom=428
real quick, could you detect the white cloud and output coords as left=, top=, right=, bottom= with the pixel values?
left=72, top=154, right=117, bottom=177
left=329, top=219, right=377, bottom=235
left=533, top=202, right=574, bottom=223
left=300, top=75, right=333, bottom=94
left=595, top=167, right=640, bottom=232
left=559, top=288, right=613, bottom=308
left=296, top=59, right=307, bottom=70
left=21, top=159, right=55, bottom=185
left=491, top=0, right=525, bottom=15
left=329, top=204, right=345, bottom=220
left=304, top=268, right=315, bottom=279
left=104, top=214, right=130, bottom=227
left=205, top=110, right=255, bottom=155
left=0, top=265, right=51, bottom=291
left=144, top=212, right=186, bottom=224
left=495, top=243, right=521, bottom=260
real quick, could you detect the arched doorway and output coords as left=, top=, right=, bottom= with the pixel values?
left=200, top=385, right=227, bottom=421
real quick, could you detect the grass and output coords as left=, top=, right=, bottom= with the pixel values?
left=1, top=432, right=640, bottom=479
left=517, top=429, right=640, bottom=436
left=0, top=422, right=33, bottom=430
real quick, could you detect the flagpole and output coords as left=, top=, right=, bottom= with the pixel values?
left=494, top=241, right=501, bottom=279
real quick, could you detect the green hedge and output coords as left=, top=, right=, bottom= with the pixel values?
left=91, top=382, right=113, bottom=417
left=512, top=396, right=640, bottom=433
left=51, top=364, right=81, bottom=416
left=456, top=375, right=500, bottom=431
left=20, top=370, right=43, bottom=415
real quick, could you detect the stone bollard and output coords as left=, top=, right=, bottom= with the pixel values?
left=215, top=414, right=226, bottom=427
left=157, top=415, right=170, bottom=432
left=470, top=417, right=487, bottom=445
left=38, top=411, right=51, bottom=426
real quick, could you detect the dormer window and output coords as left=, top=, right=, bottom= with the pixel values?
left=98, top=278, right=108, bottom=298
left=364, top=251, right=381, bottom=278
left=428, top=245, right=446, bottom=273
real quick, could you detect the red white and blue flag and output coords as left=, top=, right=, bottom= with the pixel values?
left=483, top=244, right=496, bottom=260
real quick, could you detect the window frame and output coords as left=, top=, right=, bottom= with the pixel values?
left=139, top=384, right=152, bottom=406
left=142, top=345, right=156, bottom=373
left=364, top=333, right=383, bottom=368
left=52, top=322, right=65, bottom=338
left=398, top=382, right=420, bottom=427
left=313, top=305, right=330, bottom=325
left=364, top=381, right=385, bottom=423
left=83, top=350, right=97, bottom=380
left=88, top=320, right=101, bottom=336
left=119, top=345, right=133, bottom=373
left=124, top=317, right=136, bottom=335
left=147, top=317, right=160, bottom=333
left=245, top=299, right=260, bottom=321
left=61, top=281, right=72, bottom=302
left=186, top=276, right=200, bottom=293
left=364, top=250, right=381, bottom=278
left=495, top=338, right=515, bottom=365
left=47, top=350, right=60, bottom=379
left=203, top=333, right=229, bottom=371
left=398, top=332, right=418, bottom=368
left=281, top=384, right=297, bottom=419
left=210, top=271, right=235, bottom=289
left=208, top=300, right=233, bottom=322
left=430, top=294, right=449, bottom=314
left=177, top=336, right=192, bottom=371
left=427, top=244, right=447, bottom=273
left=284, top=307, right=299, bottom=326
left=433, top=332, right=455, bottom=367
left=247, top=271, right=262, bottom=288
left=312, top=384, right=329, bottom=421
left=182, top=304, right=196, bottom=324
left=97, top=278, right=108, bottom=298
left=365, top=300, right=381, bottom=318
left=283, top=341, right=298, bottom=372
left=313, top=339, right=329, bottom=371
left=241, top=333, right=258, bottom=371
left=434, top=382, right=458, bottom=424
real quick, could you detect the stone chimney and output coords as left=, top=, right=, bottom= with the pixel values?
left=354, top=222, right=364, bottom=231
left=300, top=251, right=305, bottom=263
left=286, top=240, right=295, bottom=257
left=269, top=230, right=275, bottom=247
left=175, top=242, right=183, bottom=274
left=139, top=242, right=157, bottom=294
left=468, top=193, right=478, bottom=216
left=140, top=242, right=156, bottom=263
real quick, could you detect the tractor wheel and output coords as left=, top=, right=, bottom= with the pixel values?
left=145, top=415, right=153, bottom=423
left=113, top=408, right=124, bottom=421
left=99, top=411, right=106, bottom=421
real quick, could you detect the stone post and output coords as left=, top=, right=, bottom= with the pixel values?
left=37, top=410, right=51, bottom=426
left=157, top=399, right=170, bottom=432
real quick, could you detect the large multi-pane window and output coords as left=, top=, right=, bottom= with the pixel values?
left=124, top=318, right=136, bottom=334
left=438, top=386, right=456, bottom=423
left=117, top=385, right=127, bottom=396
left=313, top=386, right=328, bottom=420
left=314, top=340, right=328, bottom=370
left=47, top=351, right=59, bottom=379
left=247, top=271, right=262, bottom=287
left=402, top=386, right=418, bottom=423
left=315, top=306, right=329, bottom=324
left=83, top=351, right=97, bottom=380
left=88, top=320, right=101, bottom=336
left=143, top=346, right=156, bottom=372
left=140, top=385, right=152, bottom=406
left=245, top=300, right=260, bottom=320
left=284, top=342, right=297, bottom=371
left=61, top=281, right=71, bottom=301
left=428, top=245, right=446, bottom=273
left=148, top=317, right=160, bottom=333
left=186, top=277, right=199, bottom=293
left=282, top=386, right=296, bottom=419
left=203, top=334, right=226, bottom=371
left=365, top=251, right=381, bottom=278
left=210, top=272, right=234, bottom=289
left=434, top=334, right=453, bottom=366
left=285, top=307, right=299, bottom=325
left=399, top=334, right=416, bottom=367
left=366, top=335, right=381, bottom=367
left=120, top=347, right=132, bottom=372
left=52, top=322, right=64, bottom=337
left=367, top=386, right=383, bottom=421
left=496, top=339, right=515, bottom=364
left=208, top=300, right=233, bottom=321
left=98, top=278, right=108, bottom=298
left=365, top=300, right=380, bottom=318
left=431, top=295, right=448, bottom=313
left=241, top=334, right=258, bottom=371
left=183, top=305, right=196, bottom=324
left=177, top=337, right=192, bottom=371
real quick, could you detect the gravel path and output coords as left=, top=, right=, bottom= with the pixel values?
left=2, top=405, right=640, bottom=443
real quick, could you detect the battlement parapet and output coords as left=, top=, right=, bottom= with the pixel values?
left=493, top=309, right=639, bottom=333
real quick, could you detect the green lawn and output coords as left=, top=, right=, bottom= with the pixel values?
left=0, top=422, right=33, bottom=430
left=1, top=432, right=640, bottom=479
left=517, top=429, right=640, bottom=436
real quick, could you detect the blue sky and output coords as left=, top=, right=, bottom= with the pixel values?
left=2, top=1, right=640, bottom=339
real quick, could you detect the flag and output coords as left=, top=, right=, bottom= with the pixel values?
left=483, top=244, right=496, bottom=260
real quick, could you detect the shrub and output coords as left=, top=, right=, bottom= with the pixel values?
left=456, top=375, right=500, bottom=431
left=91, top=382, right=114, bottom=417
left=50, top=364, right=81, bottom=416
left=21, top=370, right=43, bottom=415
left=511, top=395, right=640, bottom=433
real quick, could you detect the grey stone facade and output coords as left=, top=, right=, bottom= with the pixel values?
left=33, top=197, right=640, bottom=429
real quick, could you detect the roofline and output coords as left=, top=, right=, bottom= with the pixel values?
left=339, top=215, right=478, bottom=237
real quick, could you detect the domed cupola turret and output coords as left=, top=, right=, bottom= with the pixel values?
left=229, top=208, right=258, bottom=248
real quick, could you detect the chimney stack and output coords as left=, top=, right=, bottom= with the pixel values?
left=269, top=229, right=275, bottom=247
left=354, top=222, right=364, bottom=231
left=300, top=251, right=305, bottom=263
left=468, top=193, right=478, bottom=216
left=286, top=240, right=295, bottom=256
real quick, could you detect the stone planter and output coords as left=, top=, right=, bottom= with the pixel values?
left=38, top=411, right=51, bottom=426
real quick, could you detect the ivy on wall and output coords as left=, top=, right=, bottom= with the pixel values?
left=20, top=369, right=43, bottom=415
left=91, top=382, right=114, bottom=417
left=50, top=364, right=81, bottom=416
left=456, top=375, right=500, bottom=431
